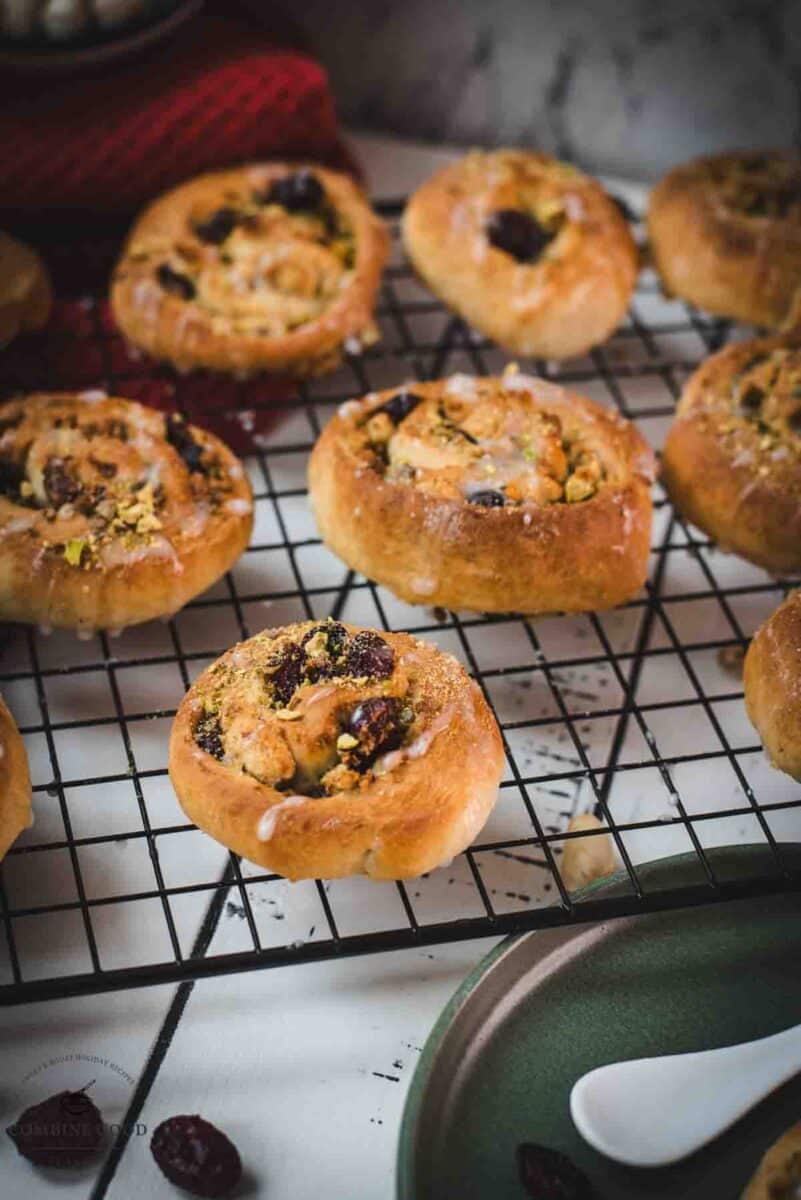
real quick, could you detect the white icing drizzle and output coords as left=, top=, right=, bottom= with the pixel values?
left=445, top=374, right=479, bottom=400
left=256, top=794, right=309, bottom=842
left=225, top=497, right=252, bottom=515
left=77, top=389, right=108, bottom=403
left=501, top=371, right=566, bottom=404
left=373, top=705, right=455, bottom=776
left=344, top=335, right=363, bottom=356
left=409, top=576, right=438, bottom=597
left=338, top=399, right=363, bottom=420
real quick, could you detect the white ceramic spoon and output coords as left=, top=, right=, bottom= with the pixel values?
left=570, top=1021, right=801, bottom=1168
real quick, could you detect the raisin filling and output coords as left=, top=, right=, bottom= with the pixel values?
left=486, top=209, right=553, bottom=262
left=165, top=414, right=205, bottom=474
left=375, top=390, right=424, bottom=426
left=341, top=696, right=405, bottom=769
left=157, top=263, right=196, bottom=300
left=469, top=489, right=506, bottom=507
left=43, top=457, right=81, bottom=507
left=262, top=169, right=325, bottom=213
left=193, top=206, right=241, bottom=245
left=194, top=712, right=225, bottom=760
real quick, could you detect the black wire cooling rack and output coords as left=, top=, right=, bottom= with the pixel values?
left=1, top=199, right=800, bottom=1006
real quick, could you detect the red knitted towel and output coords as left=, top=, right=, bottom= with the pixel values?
left=0, top=12, right=346, bottom=215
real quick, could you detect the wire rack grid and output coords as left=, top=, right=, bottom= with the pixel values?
left=1, top=198, right=800, bottom=1007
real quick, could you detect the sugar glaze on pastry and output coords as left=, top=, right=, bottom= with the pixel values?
left=648, top=150, right=801, bottom=328
left=169, top=619, right=504, bottom=880
left=112, top=164, right=388, bottom=376
left=662, top=335, right=801, bottom=574
left=744, top=590, right=801, bottom=782
left=402, top=149, right=638, bottom=359
left=0, top=392, right=253, bottom=632
left=309, top=367, right=656, bottom=614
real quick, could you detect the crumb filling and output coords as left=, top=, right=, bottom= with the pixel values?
left=351, top=368, right=606, bottom=506
left=126, top=170, right=357, bottom=337
left=0, top=400, right=239, bottom=571
left=707, top=154, right=801, bottom=220
left=191, top=621, right=429, bottom=798
left=710, top=348, right=801, bottom=467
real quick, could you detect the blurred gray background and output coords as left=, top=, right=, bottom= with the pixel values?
left=276, top=0, right=801, bottom=179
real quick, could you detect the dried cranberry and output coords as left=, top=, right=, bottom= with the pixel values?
left=0, top=456, right=25, bottom=499
left=469, top=489, right=506, bottom=507
left=517, top=1143, right=595, bottom=1200
left=301, top=620, right=348, bottom=679
left=486, top=209, right=552, bottom=262
left=267, top=641, right=305, bottom=706
left=346, top=696, right=404, bottom=765
left=193, top=207, right=240, bottom=245
left=151, top=1114, right=241, bottom=1198
left=166, top=414, right=205, bottom=474
left=376, top=390, right=424, bottom=425
left=739, top=385, right=763, bottom=413
left=194, top=713, right=224, bottom=760
left=345, top=631, right=395, bottom=679
left=7, top=1088, right=104, bottom=1168
left=89, top=457, right=118, bottom=479
left=43, top=457, right=81, bottom=507
left=157, top=263, right=196, bottom=300
left=263, top=169, right=325, bottom=213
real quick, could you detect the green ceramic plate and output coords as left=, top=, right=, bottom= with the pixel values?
left=398, top=846, right=801, bottom=1200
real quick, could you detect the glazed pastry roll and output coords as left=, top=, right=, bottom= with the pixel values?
left=662, top=335, right=801, bottom=574
left=744, top=590, right=801, bottom=782
left=308, top=368, right=656, bottom=614
left=648, top=150, right=801, bottom=328
left=112, top=164, right=389, bottom=377
left=169, top=620, right=504, bottom=880
left=0, top=695, right=31, bottom=862
left=402, top=149, right=638, bottom=359
left=0, top=392, right=253, bottom=633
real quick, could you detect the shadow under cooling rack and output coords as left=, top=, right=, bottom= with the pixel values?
left=1, top=200, right=800, bottom=1005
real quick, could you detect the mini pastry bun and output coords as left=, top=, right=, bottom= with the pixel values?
left=744, top=590, right=801, bottom=781
left=647, top=150, right=801, bottom=328
left=0, top=230, right=52, bottom=347
left=308, top=368, right=656, bottom=615
left=662, top=334, right=801, bottom=574
left=402, top=149, right=638, bottom=359
left=111, top=163, right=389, bottom=376
left=741, top=1122, right=801, bottom=1199
left=0, top=695, right=31, bottom=862
left=169, top=619, right=504, bottom=881
left=0, top=392, right=253, bottom=633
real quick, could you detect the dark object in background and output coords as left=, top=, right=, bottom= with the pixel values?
left=151, top=1114, right=242, bottom=1197
left=7, top=1087, right=105, bottom=1168
left=517, top=1142, right=596, bottom=1199
left=0, top=10, right=347, bottom=221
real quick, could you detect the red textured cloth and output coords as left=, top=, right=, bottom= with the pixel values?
left=0, top=12, right=346, bottom=215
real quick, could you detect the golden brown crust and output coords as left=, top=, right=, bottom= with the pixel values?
left=0, top=392, right=253, bottom=632
left=0, top=230, right=52, bottom=348
left=169, top=619, right=504, bottom=881
left=662, top=334, right=801, bottom=574
left=308, top=368, right=655, bottom=614
left=648, top=150, right=801, bottom=328
left=741, top=1122, right=801, bottom=1199
left=401, top=150, right=638, bottom=359
left=0, top=695, right=31, bottom=863
left=111, top=164, right=389, bottom=377
left=744, top=591, right=801, bottom=781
